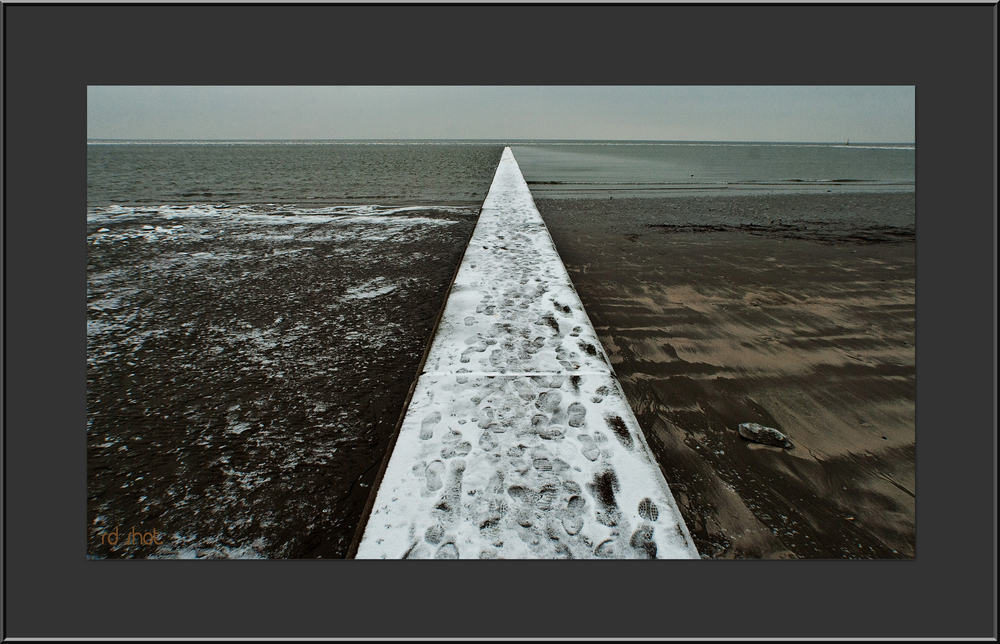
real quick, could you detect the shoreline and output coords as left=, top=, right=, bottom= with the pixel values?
left=534, top=192, right=915, bottom=238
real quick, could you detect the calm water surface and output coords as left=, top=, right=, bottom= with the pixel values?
left=510, top=141, right=914, bottom=197
left=87, top=141, right=506, bottom=208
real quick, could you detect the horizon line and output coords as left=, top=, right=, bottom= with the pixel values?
left=86, top=137, right=916, bottom=145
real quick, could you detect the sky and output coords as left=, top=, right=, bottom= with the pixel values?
left=87, top=86, right=915, bottom=143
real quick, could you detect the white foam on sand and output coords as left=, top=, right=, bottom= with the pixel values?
left=355, top=148, right=699, bottom=559
left=87, top=203, right=474, bottom=226
left=87, top=204, right=473, bottom=252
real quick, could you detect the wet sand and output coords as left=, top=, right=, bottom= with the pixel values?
left=87, top=209, right=476, bottom=558
left=537, top=194, right=915, bottom=558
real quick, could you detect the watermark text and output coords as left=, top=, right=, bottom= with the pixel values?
left=97, top=526, right=163, bottom=547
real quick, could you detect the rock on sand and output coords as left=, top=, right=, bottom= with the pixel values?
left=738, top=422, right=793, bottom=448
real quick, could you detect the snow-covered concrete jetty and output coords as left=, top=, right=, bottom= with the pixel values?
left=354, top=148, right=698, bottom=559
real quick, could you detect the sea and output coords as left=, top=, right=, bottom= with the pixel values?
left=511, top=140, right=914, bottom=198
left=88, top=139, right=915, bottom=210
left=86, top=140, right=914, bottom=558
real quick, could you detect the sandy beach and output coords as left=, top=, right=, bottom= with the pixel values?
left=537, top=193, right=915, bottom=558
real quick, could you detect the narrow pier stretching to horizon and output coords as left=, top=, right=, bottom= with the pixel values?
left=353, top=148, right=698, bottom=559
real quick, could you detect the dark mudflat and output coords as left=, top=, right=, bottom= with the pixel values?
left=87, top=210, right=475, bottom=558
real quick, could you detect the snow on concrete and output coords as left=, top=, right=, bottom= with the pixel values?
left=355, top=148, right=699, bottom=559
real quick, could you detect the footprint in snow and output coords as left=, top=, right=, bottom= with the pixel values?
left=479, top=430, right=498, bottom=451
left=606, top=415, right=634, bottom=450
left=535, top=391, right=562, bottom=414
left=488, top=349, right=508, bottom=368
left=538, top=483, right=559, bottom=510
left=578, top=434, right=600, bottom=461
left=436, top=542, right=459, bottom=559
left=537, top=424, right=564, bottom=441
left=434, top=460, right=466, bottom=515
left=590, top=468, right=622, bottom=527
left=595, top=539, right=617, bottom=558
left=425, top=461, right=445, bottom=492
left=420, top=412, right=441, bottom=440
left=532, top=457, right=552, bottom=472
left=513, top=380, right=536, bottom=401
left=507, top=485, right=539, bottom=507
left=441, top=441, right=472, bottom=459
left=562, top=495, right=586, bottom=535
left=638, top=497, right=659, bottom=522
left=425, top=524, right=445, bottom=545
left=630, top=523, right=657, bottom=559
left=477, top=407, right=495, bottom=429
left=403, top=542, right=430, bottom=559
